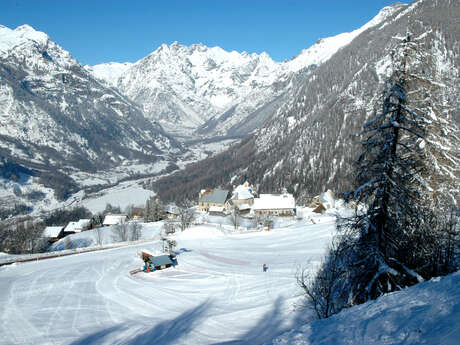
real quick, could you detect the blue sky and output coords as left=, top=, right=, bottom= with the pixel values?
left=1, top=0, right=411, bottom=65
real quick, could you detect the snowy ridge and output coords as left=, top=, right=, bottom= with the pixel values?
left=0, top=24, right=50, bottom=57
left=84, top=61, right=133, bottom=87
left=286, top=3, right=406, bottom=72
left=86, top=3, right=403, bottom=137
left=115, top=41, right=286, bottom=135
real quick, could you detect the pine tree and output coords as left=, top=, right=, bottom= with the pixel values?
left=345, top=35, right=428, bottom=302
left=300, top=32, right=460, bottom=317
left=342, top=31, right=459, bottom=303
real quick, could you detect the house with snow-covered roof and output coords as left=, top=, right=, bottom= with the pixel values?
left=164, top=204, right=181, bottom=219
left=198, top=189, right=229, bottom=212
left=103, top=214, right=128, bottom=226
left=309, top=190, right=336, bottom=213
left=225, top=181, right=255, bottom=212
left=63, top=219, right=91, bottom=235
left=253, top=192, right=296, bottom=216
left=41, top=226, right=64, bottom=243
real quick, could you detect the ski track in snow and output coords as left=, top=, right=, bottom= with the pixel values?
left=0, top=221, right=335, bottom=345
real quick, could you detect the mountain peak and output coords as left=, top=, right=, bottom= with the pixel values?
left=286, top=2, right=406, bottom=72
left=0, top=24, right=45, bottom=55
left=14, top=24, right=49, bottom=43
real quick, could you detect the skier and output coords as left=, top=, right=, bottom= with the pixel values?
left=263, top=263, right=268, bottom=272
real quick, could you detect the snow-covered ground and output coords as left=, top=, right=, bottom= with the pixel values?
left=79, top=180, right=156, bottom=213
left=271, top=271, right=460, bottom=345
left=0, top=219, right=334, bottom=345
left=1, top=216, right=458, bottom=345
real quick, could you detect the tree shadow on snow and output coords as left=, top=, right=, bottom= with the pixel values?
left=212, top=296, right=304, bottom=345
left=70, top=300, right=211, bottom=345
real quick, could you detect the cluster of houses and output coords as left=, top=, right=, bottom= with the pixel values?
left=198, top=181, right=297, bottom=217
left=41, top=181, right=336, bottom=244
left=41, top=214, right=129, bottom=244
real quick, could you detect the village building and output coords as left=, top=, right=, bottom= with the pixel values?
left=63, top=219, right=91, bottom=235
left=225, top=181, right=255, bottom=211
left=208, top=205, right=226, bottom=216
left=309, top=190, right=336, bottom=213
left=41, top=226, right=64, bottom=243
left=103, top=214, right=128, bottom=226
left=253, top=192, right=296, bottom=216
left=198, top=189, right=229, bottom=212
left=164, top=204, right=181, bottom=219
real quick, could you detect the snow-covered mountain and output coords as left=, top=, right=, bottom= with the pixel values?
left=154, top=0, right=460, bottom=205
left=0, top=24, right=180, bottom=212
left=84, top=61, right=133, bottom=88
left=88, top=4, right=401, bottom=138
left=116, top=43, right=289, bottom=136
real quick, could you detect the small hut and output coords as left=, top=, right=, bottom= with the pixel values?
left=147, top=255, right=174, bottom=271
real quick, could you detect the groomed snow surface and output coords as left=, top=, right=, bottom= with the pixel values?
left=0, top=219, right=332, bottom=345
left=1, top=219, right=459, bottom=345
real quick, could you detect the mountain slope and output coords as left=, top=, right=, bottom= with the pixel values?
left=0, top=24, right=180, bottom=207
left=84, top=61, right=133, bottom=87
left=89, top=6, right=400, bottom=139
left=154, top=0, right=460, bottom=204
left=116, top=43, right=289, bottom=137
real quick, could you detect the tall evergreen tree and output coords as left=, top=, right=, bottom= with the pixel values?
left=344, top=35, right=428, bottom=303
left=300, top=32, right=459, bottom=318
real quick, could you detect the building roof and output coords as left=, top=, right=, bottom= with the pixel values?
left=164, top=204, right=180, bottom=215
left=232, top=189, right=254, bottom=201
left=232, top=183, right=254, bottom=201
left=253, top=193, right=296, bottom=210
left=209, top=206, right=225, bottom=213
left=199, top=189, right=229, bottom=204
left=149, top=255, right=173, bottom=266
left=103, top=214, right=128, bottom=225
left=42, top=226, right=63, bottom=238
left=237, top=203, right=251, bottom=211
left=64, top=219, right=91, bottom=233
left=315, top=190, right=336, bottom=208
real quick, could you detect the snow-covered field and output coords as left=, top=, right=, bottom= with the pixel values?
left=79, top=180, right=156, bottom=213
left=1, top=218, right=458, bottom=345
left=0, top=220, right=334, bottom=345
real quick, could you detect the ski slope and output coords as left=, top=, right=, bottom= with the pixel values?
left=0, top=220, right=334, bottom=345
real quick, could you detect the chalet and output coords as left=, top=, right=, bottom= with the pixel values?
left=41, top=226, right=64, bottom=243
left=103, top=214, right=128, bottom=226
left=226, top=181, right=255, bottom=211
left=198, top=189, right=229, bottom=212
left=253, top=192, right=296, bottom=216
left=63, top=219, right=91, bottom=235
